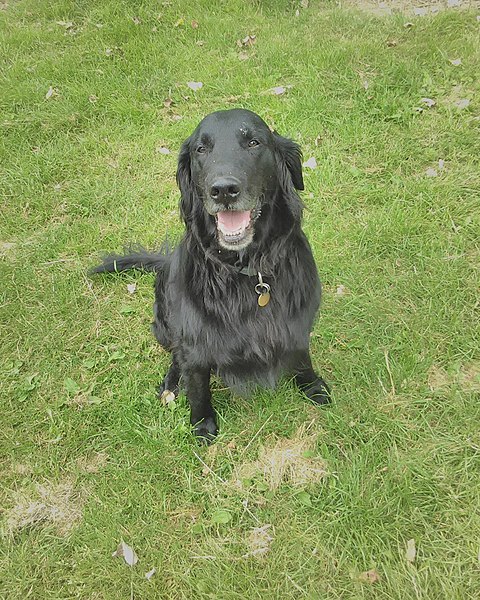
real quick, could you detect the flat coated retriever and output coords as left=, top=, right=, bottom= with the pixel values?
left=92, top=108, right=330, bottom=440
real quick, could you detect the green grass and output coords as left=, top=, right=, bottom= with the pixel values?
left=1, top=0, right=479, bottom=597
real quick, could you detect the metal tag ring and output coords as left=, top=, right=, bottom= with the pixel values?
left=255, top=282, right=270, bottom=295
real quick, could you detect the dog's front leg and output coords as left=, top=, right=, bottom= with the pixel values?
left=293, top=350, right=331, bottom=405
left=183, top=367, right=218, bottom=441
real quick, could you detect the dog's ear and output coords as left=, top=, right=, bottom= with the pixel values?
left=176, top=137, right=194, bottom=223
left=273, top=133, right=304, bottom=191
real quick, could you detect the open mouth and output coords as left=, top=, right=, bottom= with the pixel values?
left=215, top=210, right=253, bottom=249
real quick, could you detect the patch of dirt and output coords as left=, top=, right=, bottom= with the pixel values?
left=243, top=524, right=274, bottom=559
left=428, top=362, right=480, bottom=391
left=76, top=452, right=108, bottom=474
left=459, top=362, right=480, bottom=391
left=4, top=479, right=85, bottom=536
left=428, top=364, right=450, bottom=390
left=232, top=423, right=328, bottom=490
left=343, top=0, right=480, bottom=16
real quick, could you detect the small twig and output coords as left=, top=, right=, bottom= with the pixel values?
left=41, top=258, right=76, bottom=266
left=242, top=413, right=273, bottom=456
left=384, top=349, right=396, bottom=395
left=192, top=451, right=226, bottom=483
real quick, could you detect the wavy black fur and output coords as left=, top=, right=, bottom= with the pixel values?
left=92, top=109, right=330, bottom=441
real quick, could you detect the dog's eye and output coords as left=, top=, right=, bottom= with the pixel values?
left=248, top=139, right=260, bottom=148
left=196, top=145, right=207, bottom=154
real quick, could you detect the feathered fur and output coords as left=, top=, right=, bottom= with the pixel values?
left=91, top=109, right=330, bottom=440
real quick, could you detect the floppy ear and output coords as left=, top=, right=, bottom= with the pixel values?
left=176, top=137, right=194, bottom=224
left=273, top=133, right=304, bottom=191
left=273, top=132, right=304, bottom=222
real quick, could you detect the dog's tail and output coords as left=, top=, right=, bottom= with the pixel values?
left=89, top=245, right=171, bottom=275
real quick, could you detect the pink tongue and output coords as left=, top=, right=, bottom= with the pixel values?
left=217, top=211, right=251, bottom=234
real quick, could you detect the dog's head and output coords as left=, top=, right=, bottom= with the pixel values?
left=176, top=109, right=304, bottom=251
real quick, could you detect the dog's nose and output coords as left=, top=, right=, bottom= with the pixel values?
left=210, top=177, right=241, bottom=203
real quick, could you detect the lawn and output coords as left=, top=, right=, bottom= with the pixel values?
left=1, top=0, right=479, bottom=598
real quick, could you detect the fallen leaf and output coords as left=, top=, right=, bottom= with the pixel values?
left=88, top=94, right=98, bottom=103
left=455, top=98, right=470, bottom=109
left=191, top=20, right=199, bottom=29
left=164, top=97, right=174, bottom=108
left=404, top=22, right=414, bottom=28
left=45, top=86, right=58, bottom=100
left=187, top=81, right=203, bottom=91
left=156, top=146, right=171, bottom=155
left=132, top=16, right=141, bottom=25
left=145, top=567, right=156, bottom=580
left=386, top=39, right=398, bottom=47
left=211, top=509, right=232, bottom=524
left=56, top=20, right=73, bottom=29
left=425, top=167, right=438, bottom=178
left=64, top=377, right=80, bottom=395
left=449, top=58, right=462, bottom=66
left=303, top=157, right=317, bottom=169
left=113, top=540, right=138, bottom=566
left=174, top=18, right=184, bottom=27
left=421, top=97, right=436, bottom=108
left=297, top=491, right=312, bottom=506
left=160, top=390, right=176, bottom=407
left=237, top=34, right=256, bottom=48
left=358, top=569, right=380, bottom=584
left=406, top=538, right=416, bottom=564
left=127, top=283, right=137, bottom=294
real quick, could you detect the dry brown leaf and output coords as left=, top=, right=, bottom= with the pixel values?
left=358, top=569, right=380, bottom=584
left=145, top=567, right=156, bottom=580
left=45, top=86, right=59, bottom=100
left=303, top=157, right=317, bottom=169
left=406, top=538, right=416, bottom=564
left=191, top=20, right=199, bottom=29
left=421, top=97, right=436, bottom=108
left=455, top=98, right=470, bottom=109
left=237, top=34, right=256, bottom=48
left=113, top=540, right=138, bottom=566
left=132, top=16, right=141, bottom=25
left=160, top=390, right=176, bottom=406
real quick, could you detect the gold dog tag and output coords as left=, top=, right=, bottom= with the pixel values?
left=258, top=292, right=270, bottom=307
left=255, top=272, right=271, bottom=308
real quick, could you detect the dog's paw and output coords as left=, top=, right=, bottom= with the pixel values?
left=303, top=378, right=331, bottom=405
left=193, top=416, right=218, bottom=444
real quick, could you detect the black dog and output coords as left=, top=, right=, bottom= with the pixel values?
left=92, top=109, right=330, bottom=440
